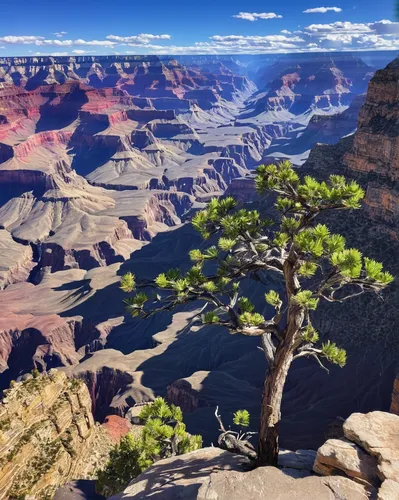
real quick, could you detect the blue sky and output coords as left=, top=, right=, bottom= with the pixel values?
left=0, top=0, right=398, bottom=55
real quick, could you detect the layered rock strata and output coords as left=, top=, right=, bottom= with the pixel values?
left=0, top=370, right=115, bottom=499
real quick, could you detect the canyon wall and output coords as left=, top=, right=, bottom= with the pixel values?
left=0, top=370, right=118, bottom=499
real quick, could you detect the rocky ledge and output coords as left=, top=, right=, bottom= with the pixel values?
left=113, top=411, right=399, bottom=500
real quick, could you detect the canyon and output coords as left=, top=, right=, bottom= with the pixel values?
left=0, top=50, right=398, bottom=483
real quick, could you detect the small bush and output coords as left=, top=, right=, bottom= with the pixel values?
left=96, top=434, right=143, bottom=497
left=96, top=398, right=202, bottom=496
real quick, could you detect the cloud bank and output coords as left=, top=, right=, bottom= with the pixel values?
left=0, top=20, right=398, bottom=55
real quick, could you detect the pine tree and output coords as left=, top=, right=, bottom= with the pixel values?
left=121, top=161, right=393, bottom=467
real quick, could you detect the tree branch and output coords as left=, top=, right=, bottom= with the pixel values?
left=293, top=350, right=330, bottom=373
left=260, top=333, right=276, bottom=364
left=215, top=406, right=226, bottom=433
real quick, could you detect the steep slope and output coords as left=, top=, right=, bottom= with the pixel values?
left=237, top=54, right=374, bottom=164
left=305, top=56, right=399, bottom=226
left=241, top=54, right=372, bottom=120
left=303, top=56, right=399, bottom=406
left=344, top=57, right=399, bottom=223
left=0, top=370, right=121, bottom=499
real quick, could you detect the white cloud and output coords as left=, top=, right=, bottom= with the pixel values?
left=35, top=51, right=69, bottom=56
left=303, top=19, right=399, bottom=51
left=304, top=19, right=399, bottom=35
left=127, top=43, right=166, bottom=50
left=323, top=33, right=353, bottom=43
left=72, top=39, right=117, bottom=46
left=233, top=12, right=283, bottom=21
left=53, top=31, right=68, bottom=38
left=0, top=35, right=45, bottom=44
left=147, top=19, right=399, bottom=54
left=303, top=7, right=342, bottom=13
left=370, top=19, right=399, bottom=34
left=0, top=35, right=116, bottom=47
left=72, top=49, right=96, bottom=54
left=40, top=39, right=116, bottom=47
left=305, top=21, right=372, bottom=33
left=38, top=39, right=73, bottom=46
left=106, top=34, right=171, bottom=45
left=145, top=34, right=306, bottom=55
left=211, top=34, right=304, bottom=43
left=0, top=20, right=398, bottom=56
left=354, top=33, right=399, bottom=50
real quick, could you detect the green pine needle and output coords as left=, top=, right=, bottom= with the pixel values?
left=120, top=272, right=136, bottom=293
left=292, top=290, right=319, bottom=310
left=265, top=290, right=282, bottom=308
left=233, top=409, right=250, bottom=427
left=238, top=296, right=255, bottom=313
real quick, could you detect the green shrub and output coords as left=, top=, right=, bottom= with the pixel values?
left=96, top=433, right=143, bottom=497
left=96, top=398, right=202, bottom=496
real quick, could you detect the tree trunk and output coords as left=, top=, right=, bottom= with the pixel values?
left=257, top=343, right=294, bottom=466
left=257, top=300, right=304, bottom=466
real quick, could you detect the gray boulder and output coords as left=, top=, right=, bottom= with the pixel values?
left=343, top=412, right=399, bottom=483
left=314, top=438, right=379, bottom=486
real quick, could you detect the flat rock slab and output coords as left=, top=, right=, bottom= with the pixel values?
left=344, top=411, right=399, bottom=483
left=197, top=466, right=372, bottom=500
left=378, top=480, right=399, bottom=500
left=111, top=447, right=250, bottom=500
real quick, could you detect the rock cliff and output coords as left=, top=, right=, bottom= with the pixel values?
left=302, top=56, right=399, bottom=362
left=344, top=57, right=399, bottom=226
left=0, top=370, right=118, bottom=499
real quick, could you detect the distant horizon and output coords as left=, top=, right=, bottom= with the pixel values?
left=1, top=48, right=398, bottom=60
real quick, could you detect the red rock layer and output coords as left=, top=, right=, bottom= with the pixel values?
left=345, top=58, right=399, bottom=181
left=344, top=57, right=399, bottom=225
left=102, top=414, right=133, bottom=442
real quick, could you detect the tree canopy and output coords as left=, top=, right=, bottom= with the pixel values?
left=121, top=161, right=392, bottom=371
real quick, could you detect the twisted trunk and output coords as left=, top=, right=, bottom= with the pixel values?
left=257, top=257, right=303, bottom=466
left=257, top=341, right=294, bottom=466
